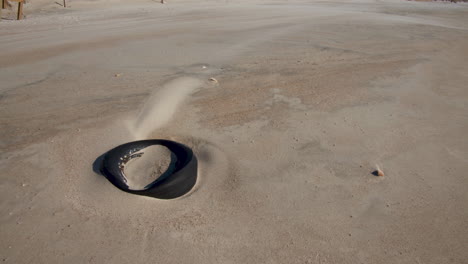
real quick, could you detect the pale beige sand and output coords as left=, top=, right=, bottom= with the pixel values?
left=1, top=0, right=468, bottom=263
left=123, top=145, right=176, bottom=190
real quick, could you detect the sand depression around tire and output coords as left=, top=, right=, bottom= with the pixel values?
left=98, top=139, right=197, bottom=199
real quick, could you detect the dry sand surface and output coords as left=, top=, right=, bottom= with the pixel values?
left=1, top=0, right=468, bottom=263
left=124, top=145, right=177, bottom=190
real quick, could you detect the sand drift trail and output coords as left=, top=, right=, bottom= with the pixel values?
left=97, top=77, right=205, bottom=198
left=129, top=77, right=204, bottom=140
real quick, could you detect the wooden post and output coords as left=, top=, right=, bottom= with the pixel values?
left=2, top=0, right=6, bottom=9
left=16, top=0, right=22, bottom=20
left=63, top=0, right=66, bottom=8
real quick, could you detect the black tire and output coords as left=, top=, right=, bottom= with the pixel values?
left=98, top=139, right=197, bottom=199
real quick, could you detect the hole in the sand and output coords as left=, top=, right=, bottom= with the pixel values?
left=95, top=139, right=198, bottom=199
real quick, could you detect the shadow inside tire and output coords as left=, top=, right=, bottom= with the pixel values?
left=93, top=139, right=197, bottom=199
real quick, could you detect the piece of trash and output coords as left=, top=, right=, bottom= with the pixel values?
left=209, top=77, right=218, bottom=83
left=114, top=73, right=122, bottom=77
left=98, top=139, right=198, bottom=199
left=373, top=169, right=384, bottom=177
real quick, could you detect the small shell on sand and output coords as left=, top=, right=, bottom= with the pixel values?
left=114, top=73, right=122, bottom=77
left=209, top=77, right=218, bottom=83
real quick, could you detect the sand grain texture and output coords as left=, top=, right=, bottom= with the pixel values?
left=1, top=0, right=468, bottom=263
left=123, top=145, right=176, bottom=190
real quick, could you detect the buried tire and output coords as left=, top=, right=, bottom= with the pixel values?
left=98, top=139, right=197, bottom=199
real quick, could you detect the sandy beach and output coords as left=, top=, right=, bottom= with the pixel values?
left=1, top=0, right=468, bottom=263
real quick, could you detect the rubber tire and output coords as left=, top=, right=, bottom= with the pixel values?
left=99, top=139, right=197, bottom=199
